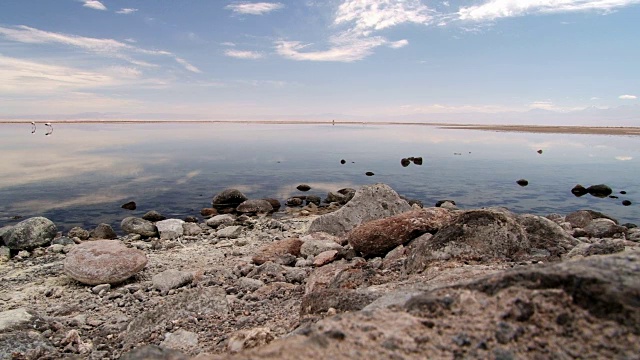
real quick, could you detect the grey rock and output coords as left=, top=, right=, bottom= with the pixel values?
left=300, top=238, right=343, bottom=257
left=584, top=218, right=627, bottom=238
left=91, top=284, right=111, bottom=295
left=406, top=209, right=529, bottom=273
left=0, top=246, right=10, bottom=262
left=0, top=308, right=34, bottom=332
left=64, top=240, right=148, bottom=285
left=0, top=330, right=56, bottom=360
left=206, top=214, right=236, bottom=228
left=156, top=219, right=185, bottom=240
left=51, top=236, right=75, bottom=246
left=247, top=262, right=286, bottom=283
left=120, top=345, right=189, bottom=360
left=565, top=210, right=593, bottom=228
left=565, top=239, right=626, bottom=258
left=0, top=225, right=12, bottom=244
left=142, top=210, right=167, bottom=222
left=217, top=225, right=243, bottom=239
left=160, top=329, right=198, bottom=352
left=212, top=188, right=248, bottom=210
left=308, top=183, right=412, bottom=236
left=284, top=267, right=307, bottom=283
left=285, top=197, right=304, bottom=207
left=182, top=222, right=202, bottom=236
left=305, top=195, right=322, bottom=206
left=516, top=214, right=579, bottom=258
left=67, top=226, right=90, bottom=240
left=121, top=217, right=159, bottom=237
left=90, top=223, right=117, bottom=240
left=152, top=269, right=194, bottom=294
left=2, top=217, right=57, bottom=250
left=300, top=288, right=381, bottom=315
left=237, top=199, right=273, bottom=214
left=238, top=277, right=265, bottom=292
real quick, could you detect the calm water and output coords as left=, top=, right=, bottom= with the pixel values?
left=1, top=122, right=638, bottom=233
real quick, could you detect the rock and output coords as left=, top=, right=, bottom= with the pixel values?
left=2, top=217, right=57, bottom=250
left=587, top=184, right=613, bottom=198
left=217, top=225, right=242, bottom=239
left=212, top=188, right=248, bottom=211
left=121, top=217, right=159, bottom=237
left=584, top=218, right=627, bottom=238
left=227, top=327, right=274, bottom=353
left=238, top=277, right=265, bottom=292
left=300, top=237, right=343, bottom=257
left=156, top=219, right=185, bottom=240
left=325, top=191, right=346, bottom=204
left=623, top=200, right=632, bottom=206
left=571, top=184, right=588, bottom=197
left=247, top=262, right=287, bottom=283
left=0, top=331, right=56, bottom=360
left=516, top=214, right=579, bottom=259
left=565, top=210, right=593, bottom=228
left=252, top=238, right=303, bottom=265
left=143, top=210, right=167, bottom=222
left=160, top=329, right=198, bottom=352
left=0, top=246, right=10, bottom=262
left=68, top=226, right=90, bottom=240
left=406, top=209, right=529, bottom=273
left=0, top=308, right=34, bottom=332
left=365, top=171, right=375, bottom=176
left=348, top=208, right=454, bottom=258
left=297, top=184, right=311, bottom=192
left=51, top=236, right=74, bottom=246
left=400, top=158, right=411, bottom=167
left=262, top=198, right=281, bottom=212
left=285, top=197, right=304, bottom=207
left=200, top=208, right=218, bottom=218
left=300, top=289, right=381, bottom=315
left=120, top=345, right=189, bottom=360
left=64, top=240, right=147, bottom=285
left=90, top=223, right=117, bottom=240
left=153, top=269, right=194, bottom=295
left=305, top=195, right=322, bottom=206
left=340, top=159, right=346, bottom=164
left=313, top=250, right=339, bottom=266
left=182, top=222, right=202, bottom=236
left=537, top=149, right=543, bottom=154
left=308, top=184, right=412, bottom=236
left=91, top=283, right=110, bottom=295
left=565, top=239, right=625, bottom=258
left=435, top=199, right=456, bottom=207
left=412, top=157, right=423, bottom=165
left=183, top=216, right=198, bottom=223
left=122, top=201, right=137, bottom=210
left=516, top=179, right=528, bottom=187
left=237, top=199, right=273, bottom=214
left=206, top=214, right=236, bottom=228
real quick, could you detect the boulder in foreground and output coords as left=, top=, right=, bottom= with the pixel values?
left=2, top=217, right=57, bottom=250
left=64, top=240, right=147, bottom=285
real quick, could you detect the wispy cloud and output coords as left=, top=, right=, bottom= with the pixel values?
left=82, top=0, right=107, bottom=11
left=277, top=0, right=430, bottom=62
left=221, top=42, right=236, bottom=47
left=116, top=8, right=138, bottom=15
left=615, top=156, right=633, bottom=161
left=458, top=0, right=640, bottom=21
left=226, top=2, right=285, bottom=15
left=619, top=94, right=637, bottom=100
left=224, top=49, right=264, bottom=59
left=0, top=25, right=200, bottom=73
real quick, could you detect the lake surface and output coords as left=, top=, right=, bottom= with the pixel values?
left=1, top=122, right=638, bottom=233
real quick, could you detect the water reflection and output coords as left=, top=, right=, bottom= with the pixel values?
left=0, top=122, right=638, bottom=232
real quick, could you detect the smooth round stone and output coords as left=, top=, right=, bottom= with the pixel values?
left=64, top=240, right=147, bottom=285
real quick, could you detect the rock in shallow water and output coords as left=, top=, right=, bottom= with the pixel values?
left=212, top=188, right=248, bottom=211
left=64, top=240, right=147, bottom=285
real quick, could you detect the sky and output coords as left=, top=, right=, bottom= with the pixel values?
left=1, top=0, right=639, bottom=124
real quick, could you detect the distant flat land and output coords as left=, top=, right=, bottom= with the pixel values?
left=2, top=120, right=639, bottom=135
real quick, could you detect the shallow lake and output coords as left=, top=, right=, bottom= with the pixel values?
left=1, top=122, right=638, bottom=233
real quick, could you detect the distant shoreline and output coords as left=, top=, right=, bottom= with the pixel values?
left=1, top=120, right=639, bottom=136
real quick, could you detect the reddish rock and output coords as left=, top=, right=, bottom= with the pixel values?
left=64, top=240, right=147, bottom=285
left=200, top=208, right=218, bottom=217
left=252, top=238, right=303, bottom=265
left=347, top=208, right=455, bottom=257
left=313, top=250, right=339, bottom=267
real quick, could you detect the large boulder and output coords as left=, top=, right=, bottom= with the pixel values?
left=406, top=209, right=529, bottom=273
left=212, top=189, right=248, bottom=211
left=121, top=217, right=159, bottom=238
left=348, top=208, right=455, bottom=257
left=308, top=183, right=412, bottom=236
left=2, top=217, right=57, bottom=250
left=64, top=240, right=147, bottom=285
left=516, top=214, right=579, bottom=259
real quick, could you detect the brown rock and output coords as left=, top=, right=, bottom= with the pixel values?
left=64, top=240, right=147, bottom=285
left=565, top=210, right=593, bottom=228
left=313, top=250, right=339, bottom=267
left=348, top=208, right=454, bottom=257
left=252, top=238, right=303, bottom=265
left=200, top=208, right=218, bottom=218
left=262, top=198, right=281, bottom=212
left=89, top=223, right=117, bottom=240
left=121, top=201, right=137, bottom=210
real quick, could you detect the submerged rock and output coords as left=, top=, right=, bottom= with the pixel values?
left=296, top=184, right=311, bottom=192
left=571, top=184, right=588, bottom=197
left=143, top=210, right=167, bottom=222
left=587, top=184, right=613, bottom=198
left=212, top=188, right=248, bottom=211
left=121, top=201, right=137, bottom=210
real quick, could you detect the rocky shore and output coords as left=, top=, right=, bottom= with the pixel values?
left=1, top=183, right=639, bottom=359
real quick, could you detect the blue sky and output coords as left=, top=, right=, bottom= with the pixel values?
left=1, top=0, right=639, bottom=124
